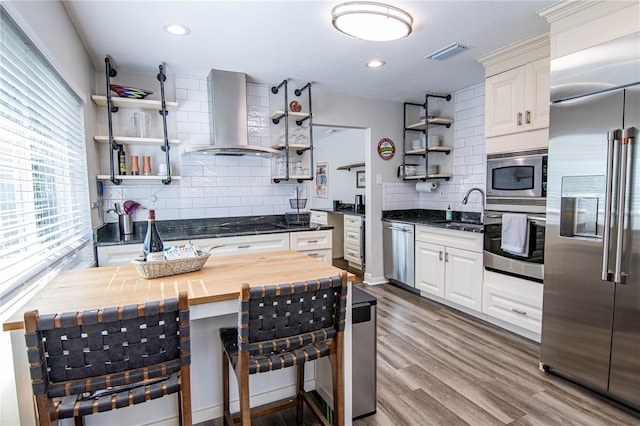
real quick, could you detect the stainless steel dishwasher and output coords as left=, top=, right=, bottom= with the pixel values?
left=382, top=220, right=415, bottom=288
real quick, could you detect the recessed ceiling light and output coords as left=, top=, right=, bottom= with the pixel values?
left=365, top=59, right=386, bottom=68
left=163, top=24, right=191, bottom=36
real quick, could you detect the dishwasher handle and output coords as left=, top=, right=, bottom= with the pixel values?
left=383, top=223, right=414, bottom=233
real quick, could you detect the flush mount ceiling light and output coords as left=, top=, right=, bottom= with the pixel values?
left=425, top=42, right=469, bottom=60
left=163, top=24, right=191, bottom=36
left=365, top=59, right=386, bottom=68
left=332, top=2, right=413, bottom=42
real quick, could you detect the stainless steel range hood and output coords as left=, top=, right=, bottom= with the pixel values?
left=186, top=69, right=279, bottom=156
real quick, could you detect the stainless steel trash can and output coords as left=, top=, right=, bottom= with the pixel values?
left=352, top=286, right=377, bottom=419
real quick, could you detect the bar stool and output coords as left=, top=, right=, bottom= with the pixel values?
left=220, top=272, right=348, bottom=425
left=23, top=292, right=192, bottom=426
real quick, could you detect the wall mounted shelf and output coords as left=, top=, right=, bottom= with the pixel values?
left=91, top=95, right=178, bottom=111
left=96, top=175, right=182, bottom=181
left=93, top=136, right=180, bottom=146
left=337, top=162, right=365, bottom=171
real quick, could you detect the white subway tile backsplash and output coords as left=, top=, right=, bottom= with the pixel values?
left=175, top=77, right=200, bottom=90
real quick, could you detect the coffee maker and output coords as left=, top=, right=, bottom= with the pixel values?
left=354, top=194, right=364, bottom=212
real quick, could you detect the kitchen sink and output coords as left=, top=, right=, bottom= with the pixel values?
left=444, top=222, right=484, bottom=232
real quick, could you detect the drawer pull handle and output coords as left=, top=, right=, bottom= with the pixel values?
left=307, top=240, right=318, bottom=243
left=308, top=253, right=319, bottom=257
left=238, top=245, right=251, bottom=249
left=512, top=308, right=527, bottom=315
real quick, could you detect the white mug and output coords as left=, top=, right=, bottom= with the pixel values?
left=157, top=162, right=168, bottom=176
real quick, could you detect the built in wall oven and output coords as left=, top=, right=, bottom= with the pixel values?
left=486, top=149, right=547, bottom=213
left=484, top=210, right=546, bottom=282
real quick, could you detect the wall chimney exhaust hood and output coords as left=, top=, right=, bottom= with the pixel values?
left=186, top=69, right=279, bottom=156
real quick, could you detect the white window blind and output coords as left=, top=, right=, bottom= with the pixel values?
left=0, top=8, right=92, bottom=309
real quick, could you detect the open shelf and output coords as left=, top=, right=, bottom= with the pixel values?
left=97, top=175, right=182, bottom=181
left=271, top=143, right=312, bottom=151
left=269, top=110, right=310, bottom=122
left=406, top=117, right=454, bottom=130
left=91, top=95, right=178, bottom=111
left=406, top=146, right=453, bottom=155
left=94, top=136, right=180, bottom=146
left=337, top=162, right=365, bottom=171
left=403, top=174, right=452, bottom=181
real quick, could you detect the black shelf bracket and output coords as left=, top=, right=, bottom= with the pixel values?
left=105, top=57, right=121, bottom=185
left=157, top=64, right=171, bottom=185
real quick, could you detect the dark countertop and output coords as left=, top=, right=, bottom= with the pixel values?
left=382, top=209, right=483, bottom=233
left=311, top=204, right=365, bottom=217
left=95, top=214, right=333, bottom=246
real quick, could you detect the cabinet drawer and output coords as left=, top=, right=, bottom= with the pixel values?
left=344, top=244, right=362, bottom=266
left=299, top=248, right=332, bottom=265
left=344, top=227, right=361, bottom=246
left=290, top=230, right=332, bottom=251
left=310, top=211, right=328, bottom=225
left=344, top=214, right=362, bottom=228
left=483, top=271, right=543, bottom=334
left=415, top=225, right=483, bottom=253
left=193, top=234, right=289, bottom=257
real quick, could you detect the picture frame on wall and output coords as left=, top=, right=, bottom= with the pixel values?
left=356, top=170, right=365, bottom=188
left=315, top=162, right=328, bottom=198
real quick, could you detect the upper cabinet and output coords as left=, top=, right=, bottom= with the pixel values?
left=485, top=57, right=550, bottom=137
left=93, top=58, right=180, bottom=185
left=478, top=33, right=550, bottom=155
left=270, top=80, right=314, bottom=183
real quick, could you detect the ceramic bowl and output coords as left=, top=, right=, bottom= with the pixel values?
left=110, top=84, right=154, bottom=99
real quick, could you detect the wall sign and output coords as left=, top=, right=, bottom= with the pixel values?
left=377, top=138, right=395, bottom=160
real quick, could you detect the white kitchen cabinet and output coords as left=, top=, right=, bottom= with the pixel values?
left=343, top=214, right=363, bottom=270
left=289, top=230, right=332, bottom=265
left=478, top=33, right=550, bottom=154
left=96, top=239, right=190, bottom=266
left=485, top=57, right=550, bottom=138
left=415, top=226, right=483, bottom=312
left=192, top=233, right=289, bottom=257
left=483, top=269, right=543, bottom=341
left=310, top=210, right=344, bottom=258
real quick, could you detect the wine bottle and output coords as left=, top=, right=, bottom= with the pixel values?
left=118, top=145, right=127, bottom=175
left=143, top=209, right=164, bottom=261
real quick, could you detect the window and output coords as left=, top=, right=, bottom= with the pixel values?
left=0, top=8, right=92, bottom=310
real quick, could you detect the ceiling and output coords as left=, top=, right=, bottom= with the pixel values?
left=63, top=0, right=556, bottom=103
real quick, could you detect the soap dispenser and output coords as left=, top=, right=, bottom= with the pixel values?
left=446, top=205, right=453, bottom=221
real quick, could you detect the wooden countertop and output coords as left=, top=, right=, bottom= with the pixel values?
left=3, top=250, right=355, bottom=332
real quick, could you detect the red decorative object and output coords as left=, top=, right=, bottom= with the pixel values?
left=377, top=138, right=395, bottom=160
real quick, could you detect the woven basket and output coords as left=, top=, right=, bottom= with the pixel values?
left=132, top=251, right=210, bottom=279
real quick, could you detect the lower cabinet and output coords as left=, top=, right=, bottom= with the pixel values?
left=415, top=226, right=483, bottom=312
left=192, top=233, right=289, bottom=257
left=96, top=231, right=333, bottom=266
left=96, top=240, right=190, bottom=267
left=343, top=214, right=363, bottom=270
left=483, top=269, right=543, bottom=340
left=289, top=230, right=332, bottom=264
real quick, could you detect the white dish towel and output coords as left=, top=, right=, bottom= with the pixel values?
left=501, top=213, right=529, bottom=257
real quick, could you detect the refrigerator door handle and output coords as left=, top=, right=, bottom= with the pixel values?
left=614, top=128, right=635, bottom=284
left=602, top=129, right=619, bottom=282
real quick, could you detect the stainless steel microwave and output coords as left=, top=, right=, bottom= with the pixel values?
left=486, top=149, right=547, bottom=199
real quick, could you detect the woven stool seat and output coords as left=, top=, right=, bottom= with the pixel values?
left=220, top=273, right=348, bottom=426
left=24, top=292, right=192, bottom=425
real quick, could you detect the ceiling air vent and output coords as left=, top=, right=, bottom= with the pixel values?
left=425, top=43, right=469, bottom=60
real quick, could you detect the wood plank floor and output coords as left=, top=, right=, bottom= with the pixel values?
left=200, top=266, right=640, bottom=425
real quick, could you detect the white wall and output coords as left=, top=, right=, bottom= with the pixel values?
left=311, top=128, right=366, bottom=210
left=383, top=83, right=486, bottom=215
left=1, top=2, right=97, bottom=425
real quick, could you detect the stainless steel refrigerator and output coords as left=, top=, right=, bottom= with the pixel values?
left=541, top=32, right=639, bottom=410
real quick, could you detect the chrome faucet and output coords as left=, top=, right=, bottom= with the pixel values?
left=462, top=187, right=485, bottom=224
